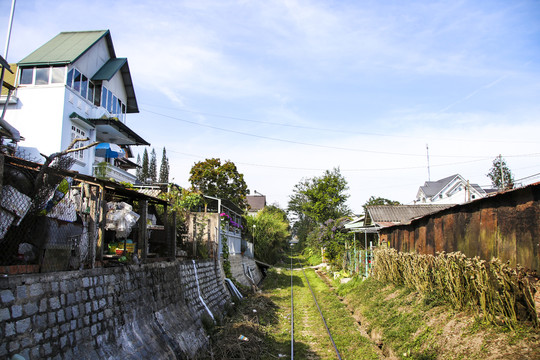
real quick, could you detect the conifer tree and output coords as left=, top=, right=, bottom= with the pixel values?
left=149, top=148, right=157, bottom=183
left=136, top=154, right=142, bottom=182
left=141, top=148, right=149, bottom=183
left=487, top=155, right=514, bottom=191
left=159, top=147, right=169, bottom=184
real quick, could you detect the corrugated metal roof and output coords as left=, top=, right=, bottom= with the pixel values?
left=137, top=188, right=163, bottom=198
left=18, top=30, right=110, bottom=66
left=367, top=205, right=454, bottom=225
left=91, top=58, right=127, bottom=81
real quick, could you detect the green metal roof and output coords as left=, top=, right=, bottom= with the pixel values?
left=92, top=58, right=139, bottom=113
left=91, top=58, right=127, bottom=81
left=18, top=30, right=111, bottom=67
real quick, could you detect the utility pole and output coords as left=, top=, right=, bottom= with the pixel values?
left=426, top=144, right=431, bottom=181
left=499, top=154, right=505, bottom=191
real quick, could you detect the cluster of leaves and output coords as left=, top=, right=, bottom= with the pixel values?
left=189, top=158, right=249, bottom=209
left=306, top=217, right=353, bottom=268
left=288, top=168, right=352, bottom=267
left=245, top=205, right=290, bottom=264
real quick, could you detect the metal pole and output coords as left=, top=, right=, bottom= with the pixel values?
left=353, top=232, right=356, bottom=273
left=4, top=0, right=16, bottom=59
left=499, top=154, right=505, bottom=191
left=365, top=231, right=368, bottom=276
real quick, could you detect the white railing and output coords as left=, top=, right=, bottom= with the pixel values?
left=226, top=233, right=242, bottom=255
left=92, top=163, right=137, bottom=184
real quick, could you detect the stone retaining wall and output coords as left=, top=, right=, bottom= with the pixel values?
left=229, top=254, right=263, bottom=287
left=0, top=259, right=230, bottom=359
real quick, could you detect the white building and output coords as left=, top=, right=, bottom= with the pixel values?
left=2, top=30, right=148, bottom=183
left=416, top=174, right=487, bottom=204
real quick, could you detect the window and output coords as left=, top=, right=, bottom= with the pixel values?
left=94, top=84, right=101, bottom=106
left=35, top=68, right=50, bottom=85
left=107, top=89, right=112, bottom=113
left=73, top=69, right=81, bottom=92
left=80, top=75, right=88, bottom=99
left=112, top=95, right=117, bottom=115
left=88, top=81, right=95, bottom=104
left=70, top=124, right=87, bottom=161
left=101, top=87, right=108, bottom=109
left=19, top=68, right=34, bottom=84
left=66, top=68, right=74, bottom=87
left=51, top=67, right=65, bottom=83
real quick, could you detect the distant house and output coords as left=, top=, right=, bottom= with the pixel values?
left=246, top=191, right=266, bottom=216
left=416, top=174, right=487, bottom=204
left=3, top=30, right=148, bottom=183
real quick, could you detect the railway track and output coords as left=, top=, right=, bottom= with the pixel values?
left=289, top=246, right=342, bottom=360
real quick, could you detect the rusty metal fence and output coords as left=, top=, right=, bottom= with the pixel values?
left=0, top=155, right=183, bottom=274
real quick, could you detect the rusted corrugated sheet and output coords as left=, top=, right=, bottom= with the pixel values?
left=382, top=183, right=540, bottom=272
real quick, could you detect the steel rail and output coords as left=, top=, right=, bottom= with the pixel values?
left=290, top=244, right=294, bottom=360
left=301, top=267, right=343, bottom=360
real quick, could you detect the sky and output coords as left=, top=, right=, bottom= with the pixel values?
left=1, top=0, right=540, bottom=212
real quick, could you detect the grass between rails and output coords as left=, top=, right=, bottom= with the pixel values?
left=203, top=252, right=380, bottom=359
left=300, top=268, right=379, bottom=359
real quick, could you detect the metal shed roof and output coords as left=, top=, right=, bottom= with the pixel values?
left=367, top=204, right=454, bottom=225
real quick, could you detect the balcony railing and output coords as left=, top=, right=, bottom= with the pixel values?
left=92, top=163, right=137, bottom=184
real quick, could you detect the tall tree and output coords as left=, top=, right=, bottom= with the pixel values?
left=149, top=148, right=157, bottom=183
left=301, top=168, right=350, bottom=223
left=487, top=155, right=514, bottom=191
left=136, top=154, right=142, bottom=182
left=141, top=148, right=149, bottom=183
left=159, top=147, right=169, bottom=183
left=288, top=168, right=350, bottom=243
left=189, top=158, right=249, bottom=208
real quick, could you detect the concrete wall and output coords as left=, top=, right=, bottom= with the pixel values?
left=0, top=259, right=230, bottom=359
left=381, top=183, right=540, bottom=272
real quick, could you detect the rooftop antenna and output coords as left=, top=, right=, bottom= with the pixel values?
left=426, top=144, right=431, bottom=181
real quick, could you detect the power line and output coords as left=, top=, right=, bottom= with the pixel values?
left=167, top=149, right=491, bottom=172
left=140, top=103, right=540, bottom=145
left=141, top=108, right=498, bottom=159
